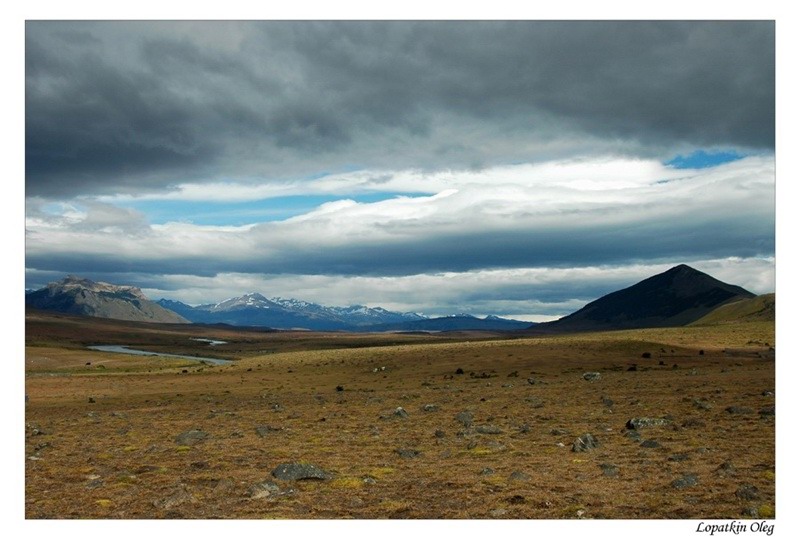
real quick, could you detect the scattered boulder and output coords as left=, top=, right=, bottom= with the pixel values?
left=479, top=467, right=494, bottom=476
left=626, top=417, right=670, bottom=430
left=671, top=474, right=698, bottom=489
left=572, top=433, right=599, bottom=452
left=668, top=453, right=690, bottom=462
left=249, top=480, right=293, bottom=500
left=474, top=425, right=503, bottom=435
left=641, top=352, right=652, bottom=359
left=255, top=425, right=281, bottom=437
left=601, top=396, right=614, bottom=408
left=681, top=418, right=705, bottom=428
left=599, top=463, right=619, bottom=477
left=716, top=462, right=737, bottom=477
left=509, top=471, right=530, bottom=481
left=527, top=377, right=537, bottom=385
left=175, top=429, right=209, bottom=446
left=759, top=406, right=775, bottom=416
left=455, top=368, right=464, bottom=375
left=550, top=428, right=569, bottom=436
left=736, top=484, right=761, bottom=501
left=640, top=439, right=661, bottom=449
left=88, top=397, right=96, bottom=404
left=693, top=399, right=712, bottom=411
left=395, top=448, right=421, bottom=459
left=582, top=372, right=601, bottom=382
left=726, top=406, right=755, bottom=415
left=434, top=429, right=446, bottom=439
left=335, top=385, right=344, bottom=392
left=455, top=411, right=474, bottom=428
left=271, top=462, right=330, bottom=481
left=627, top=365, right=638, bottom=372
left=153, top=485, right=196, bottom=509
left=421, top=404, right=439, bottom=412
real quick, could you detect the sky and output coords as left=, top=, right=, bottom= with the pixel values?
left=24, top=20, right=776, bottom=321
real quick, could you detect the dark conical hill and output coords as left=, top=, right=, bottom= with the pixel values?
left=542, top=264, right=755, bottom=331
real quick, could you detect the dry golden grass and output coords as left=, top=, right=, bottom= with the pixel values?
left=25, top=315, right=775, bottom=519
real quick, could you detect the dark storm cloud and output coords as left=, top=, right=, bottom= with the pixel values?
left=24, top=208, right=774, bottom=279
left=26, top=20, right=774, bottom=198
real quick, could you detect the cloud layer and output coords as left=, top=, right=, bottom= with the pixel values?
left=27, top=21, right=774, bottom=198
left=25, top=21, right=775, bottom=317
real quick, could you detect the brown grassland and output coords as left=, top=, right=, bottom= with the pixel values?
left=25, top=311, right=775, bottom=519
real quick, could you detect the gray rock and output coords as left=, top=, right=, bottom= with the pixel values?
left=726, top=406, right=755, bottom=414
left=489, top=508, right=508, bottom=518
left=393, top=407, right=409, bottom=418
left=693, top=399, right=712, bottom=410
left=550, top=428, right=569, bottom=436
left=479, top=467, right=494, bottom=476
left=395, top=448, right=421, bottom=459
left=601, top=396, right=614, bottom=407
left=421, top=404, right=439, bottom=412
left=455, top=411, right=474, bottom=427
left=582, top=372, right=601, bottom=382
left=271, top=462, right=331, bottom=481
left=742, top=506, right=760, bottom=518
left=213, top=478, right=236, bottom=495
left=509, top=470, right=530, bottom=481
left=599, top=463, right=619, bottom=477
left=671, top=474, right=698, bottom=489
left=668, top=453, right=690, bottom=462
left=527, top=377, right=537, bottom=385
left=759, top=406, right=775, bottom=416
left=572, top=433, right=599, bottom=452
left=434, top=429, right=446, bottom=438
left=362, top=476, right=377, bottom=485
left=735, top=484, right=761, bottom=501
left=640, top=439, right=661, bottom=448
left=474, top=425, right=503, bottom=435
left=154, top=485, right=195, bottom=509
left=249, top=480, right=294, bottom=500
left=248, top=480, right=282, bottom=499
left=255, top=425, right=281, bottom=437
left=716, top=461, right=736, bottom=476
left=623, top=430, right=642, bottom=441
left=175, top=429, right=209, bottom=446
left=626, top=417, right=670, bottom=430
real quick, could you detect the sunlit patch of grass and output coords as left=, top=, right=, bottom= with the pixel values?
left=175, top=446, right=192, bottom=453
left=331, top=477, right=364, bottom=489
left=758, top=504, right=775, bottom=518
left=369, top=467, right=395, bottom=477
left=762, top=470, right=775, bottom=481
left=123, top=445, right=138, bottom=452
left=95, top=499, right=113, bottom=508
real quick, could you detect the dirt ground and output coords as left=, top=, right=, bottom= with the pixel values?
left=25, top=316, right=775, bottom=519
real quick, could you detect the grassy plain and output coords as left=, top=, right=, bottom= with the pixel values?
left=25, top=312, right=775, bottom=519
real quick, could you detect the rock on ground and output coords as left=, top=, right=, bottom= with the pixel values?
left=175, top=430, right=209, bottom=446
left=572, top=433, right=599, bottom=452
left=625, top=417, right=670, bottom=429
left=271, top=462, right=331, bottom=481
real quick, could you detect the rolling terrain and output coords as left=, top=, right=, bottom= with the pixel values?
left=25, top=312, right=774, bottom=519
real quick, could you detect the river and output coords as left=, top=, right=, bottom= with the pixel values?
left=87, top=345, right=232, bottom=365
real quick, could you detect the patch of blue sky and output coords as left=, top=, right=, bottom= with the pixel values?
left=665, top=149, right=745, bottom=169
left=118, top=192, right=425, bottom=226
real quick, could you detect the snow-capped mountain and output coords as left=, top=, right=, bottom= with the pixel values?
left=156, top=293, right=432, bottom=330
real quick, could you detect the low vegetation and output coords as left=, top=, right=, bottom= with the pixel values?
left=25, top=312, right=774, bottom=519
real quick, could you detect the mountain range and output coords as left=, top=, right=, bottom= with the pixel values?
left=25, top=264, right=768, bottom=332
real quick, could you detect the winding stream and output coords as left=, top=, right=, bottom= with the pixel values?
left=87, top=345, right=232, bottom=365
